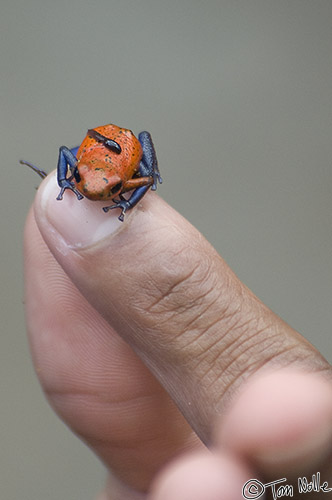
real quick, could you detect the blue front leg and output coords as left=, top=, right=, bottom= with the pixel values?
left=56, top=146, right=84, bottom=201
left=103, top=131, right=162, bottom=221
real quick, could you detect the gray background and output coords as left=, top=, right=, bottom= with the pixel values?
left=1, top=1, right=332, bottom=498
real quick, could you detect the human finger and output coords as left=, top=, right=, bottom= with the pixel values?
left=216, top=370, right=332, bottom=481
left=148, top=450, right=252, bottom=500
left=32, top=172, right=331, bottom=445
left=24, top=207, right=202, bottom=493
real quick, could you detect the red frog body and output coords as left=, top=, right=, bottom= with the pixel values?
left=21, top=123, right=162, bottom=221
left=76, top=125, right=144, bottom=201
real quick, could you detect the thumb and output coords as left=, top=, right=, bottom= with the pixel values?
left=32, top=172, right=330, bottom=443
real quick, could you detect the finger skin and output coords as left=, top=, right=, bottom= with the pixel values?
left=95, top=473, right=147, bottom=500
left=24, top=208, right=202, bottom=492
left=32, top=174, right=331, bottom=444
left=216, top=371, right=332, bottom=489
left=149, top=451, right=252, bottom=500
left=25, top=172, right=332, bottom=497
left=150, top=371, right=332, bottom=500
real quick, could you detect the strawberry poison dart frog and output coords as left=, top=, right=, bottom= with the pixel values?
left=21, top=124, right=162, bottom=221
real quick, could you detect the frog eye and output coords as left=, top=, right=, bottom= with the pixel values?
left=110, top=181, right=123, bottom=195
left=73, top=167, right=81, bottom=183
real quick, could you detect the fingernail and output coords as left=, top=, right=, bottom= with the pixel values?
left=35, top=172, right=125, bottom=249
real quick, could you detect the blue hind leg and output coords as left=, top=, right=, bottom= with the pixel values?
left=20, top=145, right=80, bottom=183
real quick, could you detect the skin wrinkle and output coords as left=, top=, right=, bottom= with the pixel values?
left=191, top=322, right=268, bottom=382
left=140, top=297, right=271, bottom=376
left=127, top=256, right=226, bottom=361
left=140, top=258, right=243, bottom=358
left=104, top=260, right=198, bottom=328
left=146, top=260, right=216, bottom=316
left=144, top=265, right=201, bottom=314
left=221, top=322, right=280, bottom=362
left=175, top=290, right=245, bottom=364
left=173, top=313, right=222, bottom=358
left=135, top=230, right=218, bottom=314
left=84, top=435, right=184, bottom=453
left=45, top=387, right=163, bottom=407
left=219, top=342, right=331, bottom=411
left=48, top=390, right=194, bottom=448
left=219, top=317, right=274, bottom=358
left=177, top=287, right=224, bottom=333
left=198, top=333, right=315, bottom=405
left=218, top=345, right=322, bottom=414
left=220, top=333, right=297, bottom=379
left=88, top=408, right=195, bottom=451
left=63, top=418, right=180, bottom=451
left=197, top=340, right=276, bottom=399
left=265, top=343, right=326, bottom=369
left=141, top=289, right=218, bottom=338
left=179, top=303, right=276, bottom=383
left=158, top=288, right=225, bottom=355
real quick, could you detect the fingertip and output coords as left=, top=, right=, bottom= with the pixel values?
left=216, top=370, right=332, bottom=476
left=149, top=450, right=252, bottom=500
left=33, top=171, right=124, bottom=250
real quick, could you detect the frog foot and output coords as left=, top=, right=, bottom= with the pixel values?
left=151, top=171, right=163, bottom=191
left=56, top=180, right=84, bottom=201
left=103, top=199, right=131, bottom=222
